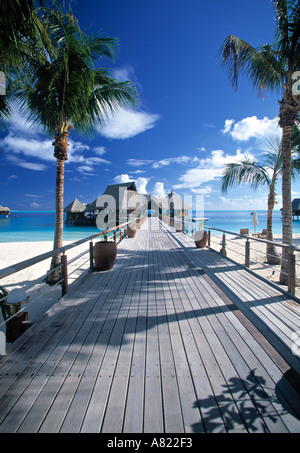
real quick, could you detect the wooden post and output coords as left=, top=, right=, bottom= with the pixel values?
left=245, top=239, right=250, bottom=268
left=89, top=241, right=94, bottom=271
left=114, top=230, right=117, bottom=244
left=208, top=230, right=211, bottom=247
left=288, top=252, right=296, bottom=295
left=221, top=233, right=226, bottom=256
left=61, top=254, right=68, bottom=297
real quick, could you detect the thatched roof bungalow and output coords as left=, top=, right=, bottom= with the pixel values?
left=96, top=182, right=148, bottom=225
left=64, top=183, right=192, bottom=227
left=0, top=205, right=10, bottom=217
left=64, top=198, right=87, bottom=225
left=166, top=191, right=192, bottom=217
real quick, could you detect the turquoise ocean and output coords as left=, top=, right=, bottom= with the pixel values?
left=0, top=210, right=299, bottom=243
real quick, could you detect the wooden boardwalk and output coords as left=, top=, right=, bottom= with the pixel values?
left=0, top=217, right=300, bottom=433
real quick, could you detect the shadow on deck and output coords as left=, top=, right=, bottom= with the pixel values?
left=0, top=218, right=299, bottom=433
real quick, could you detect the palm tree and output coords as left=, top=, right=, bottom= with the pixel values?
left=221, top=136, right=300, bottom=266
left=219, top=0, right=300, bottom=284
left=16, top=7, right=138, bottom=283
left=0, top=0, right=43, bottom=125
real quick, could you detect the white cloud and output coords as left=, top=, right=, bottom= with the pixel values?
left=77, top=165, right=94, bottom=175
left=127, top=155, right=193, bottom=169
left=222, top=116, right=281, bottom=142
left=191, top=186, right=214, bottom=195
left=152, top=156, right=191, bottom=169
left=152, top=182, right=167, bottom=198
left=85, top=156, right=111, bottom=166
left=6, top=154, right=48, bottom=171
left=113, top=174, right=149, bottom=194
left=1, top=131, right=111, bottom=175
left=135, top=177, right=149, bottom=194
left=174, top=148, right=253, bottom=189
left=113, top=174, right=133, bottom=184
left=5, top=105, right=44, bottom=135
left=112, top=66, right=136, bottom=82
left=127, top=159, right=154, bottom=167
left=219, top=194, right=268, bottom=210
left=93, top=146, right=106, bottom=156
left=1, top=133, right=53, bottom=161
left=98, top=108, right=160, bottom=139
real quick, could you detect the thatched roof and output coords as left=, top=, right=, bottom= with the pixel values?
left=166, top=191, right=192, bottom=210
left=0, top=205, right=10, bottom=213
left=145, top=194, right=168, bottom=210
left=64, top=198, right=87, bottom=213
left=85, top=199, right=97, bottom=212
left=292, top=198, right=300, bottom=213
left=96, top=182, right=148, bottom=211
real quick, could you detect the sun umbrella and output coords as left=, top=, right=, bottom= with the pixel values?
left=251, top=211, right=258, bottom=233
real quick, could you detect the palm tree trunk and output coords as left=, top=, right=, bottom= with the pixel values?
left=280, top=124, right=293, bottom=284
left=279, top=85, right=298, bottom=285
left=266, top=182, right=280, bottom=264
left=47, top=128, right=69, bottom=285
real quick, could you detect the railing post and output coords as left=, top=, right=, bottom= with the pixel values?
left=114, top=230, right=117, bottom=244
left=288, top=251, right=296, bottom=295
left=61, top=254, right=68, bottom=297
left=221, top=233, right=226, bottom=256
left=245, top=239, right=250, bottom=268
left=89, top=241, right=94, bottom=271
left=208, top=230, right=211, bottom=247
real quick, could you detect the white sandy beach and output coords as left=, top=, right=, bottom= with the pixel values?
left=0, top=240, right=91, bottom=323
left=0, top=231, right=299, bottom=328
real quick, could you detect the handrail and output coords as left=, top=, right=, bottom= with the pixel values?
left=183, top=219, right=299, bottom=252
left=0, top=219, right=135, bottom=280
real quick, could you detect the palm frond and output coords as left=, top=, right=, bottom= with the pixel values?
left=16, top=7, right=139, bottom=136
left=219, top=35, right=284, bottom=94
left=221, top=160, right=271, bottom=193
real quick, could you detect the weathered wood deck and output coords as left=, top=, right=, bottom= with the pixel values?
left=0, top=217, right=300, bottom=433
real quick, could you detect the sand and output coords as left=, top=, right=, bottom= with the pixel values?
left=0, top=230, right=299, bottom=329
left=0, top=240, right=91, bottom=324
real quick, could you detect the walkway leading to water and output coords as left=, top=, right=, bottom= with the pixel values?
left=0, top=218, right=300, bottom=433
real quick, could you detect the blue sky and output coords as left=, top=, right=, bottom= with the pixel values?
left=1, top=0, right=298, bottom=212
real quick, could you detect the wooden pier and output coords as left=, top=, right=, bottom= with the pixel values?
left=0, top=218, right=300, bottom=433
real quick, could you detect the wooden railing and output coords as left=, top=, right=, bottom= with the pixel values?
left=0, top=218, right=142, bottom=331
left=162, top=216, right=299, bottom=296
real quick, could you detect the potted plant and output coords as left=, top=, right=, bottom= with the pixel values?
left=174, top=218, right=183, bottom=232
left=127, top=216, right=137, bottom=238
left=194, top=228, right=209, bottom=248
left=93, top=239, right=117, bottom=271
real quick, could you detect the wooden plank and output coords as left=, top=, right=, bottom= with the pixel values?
left=165, top=229, right=300, bottom=431
left=0, top=218, right=299, bottom=433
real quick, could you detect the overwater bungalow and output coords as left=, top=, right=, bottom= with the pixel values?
left=0, top=205, right=10, bottom=218
left=292, top=198, right=300, bottom=220
left=64, top=198, right=87, bottom=225
left=96, top=181, right=148, bottom=225
left=166, top=190, right=192, bottom=219
left=64, top=183, right=192, bottom=227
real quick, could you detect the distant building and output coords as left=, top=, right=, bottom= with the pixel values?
left=64, top=183, right=191, bottom=227
left=0, top=205, right=10, bottom=218
left=292, top=198, right=300, bottom=220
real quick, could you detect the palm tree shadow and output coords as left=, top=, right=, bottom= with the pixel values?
left=192, top=369, right=300, bottom=433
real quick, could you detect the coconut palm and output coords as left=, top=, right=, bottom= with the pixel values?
left=221, top=136, right=300, bottom=265
left=16, top=7, right=138, bottom=283
left=0, top=0, right=43, bottom=125
left=219, top=0, right=300, bottom=284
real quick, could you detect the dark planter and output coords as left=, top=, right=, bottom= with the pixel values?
left=127, top=224, right=137, bottom=238
left=194, top=231, right=209, bottom=248
left=93, top=241, right=117, bottom=271
left=175, top=220, right=183, bottom=232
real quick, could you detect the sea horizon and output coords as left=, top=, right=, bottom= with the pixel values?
left=1, top=209, right=299, bottom=243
